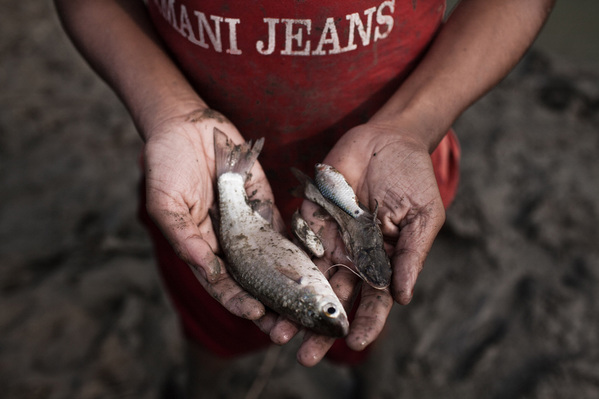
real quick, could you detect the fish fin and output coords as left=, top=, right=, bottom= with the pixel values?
left=290, top=167, right=310, bottom=189
left=250, top=199, right=273, bottom=223
left=276, top=265, right=304, bottom=285
left=250, top=198, right=287, bottom=234
left=290, top=184, right=305, bottom=199
left=372, top=199, right=381, bottom=224
left=214, top=128, right=264, bottom=180
left=291, top=168, right=326, bottom=205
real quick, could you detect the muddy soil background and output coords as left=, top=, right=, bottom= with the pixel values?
left=1, top=1, right=599, bottom=398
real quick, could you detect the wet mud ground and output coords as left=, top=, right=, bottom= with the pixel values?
left=1, top=1, right=599, bottom=398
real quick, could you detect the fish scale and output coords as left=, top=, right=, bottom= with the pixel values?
left=315, top=163, right=365, bottom=218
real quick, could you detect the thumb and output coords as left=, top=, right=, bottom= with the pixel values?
left=146, top=194, right=221, bottom=281
left=147, top=197, right=266, bottom=319
left=391, top=202, right=445, bottom=305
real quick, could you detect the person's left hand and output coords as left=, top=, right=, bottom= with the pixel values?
left=256, top=122, right=446, bottom=366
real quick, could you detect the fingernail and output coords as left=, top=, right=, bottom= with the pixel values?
left=350, top=337, right=368, bottom=350
left=208, top=255, right=223, bottom=276
left=196, top=256, right=223, bottom=282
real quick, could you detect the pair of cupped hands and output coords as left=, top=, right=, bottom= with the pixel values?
left=144, top=108, right=445, bottom=367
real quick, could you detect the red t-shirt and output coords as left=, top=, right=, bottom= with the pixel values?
left=142, top=0, right=459, bottom=363
left=147, top=0, right=452, bottom=218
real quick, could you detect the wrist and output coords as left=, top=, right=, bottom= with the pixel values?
left=134, top=93, right=209, bottom=142
left=368, top=94, right=455, bottom=154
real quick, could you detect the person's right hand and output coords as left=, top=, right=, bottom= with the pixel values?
left=142, top=106, right=342, bottom=354
left=143, top=107, right=277, bottom=321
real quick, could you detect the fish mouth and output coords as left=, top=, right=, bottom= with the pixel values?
left=314, top=312, right=349, bottom=338
left=356, top=252, right=392, bottom=289
left=339, top=313, right=350, bottom=336
left=359, top=267, right=392, bottom=289
left=334, top=314, right=350, bottom=337
left=364, top=278, right=391, bottom=290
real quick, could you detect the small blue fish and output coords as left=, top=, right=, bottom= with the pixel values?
left=314, top=164, right=364, bottom=218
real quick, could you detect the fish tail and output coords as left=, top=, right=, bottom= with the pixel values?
left=290, top=167, right=310, bottom=189
left=214, top=127, right=264, bottom=179
left=291, top=167, right=322, bottom=202
left=292, top=167, right=345, bottom=219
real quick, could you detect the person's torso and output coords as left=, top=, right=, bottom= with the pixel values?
left=147, top=0, right=445, bottom=217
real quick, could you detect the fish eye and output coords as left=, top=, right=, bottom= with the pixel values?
left=322, top=302, right=339, bottom=318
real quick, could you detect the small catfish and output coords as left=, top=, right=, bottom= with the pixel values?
left=292, top=165, right=392, bottom=290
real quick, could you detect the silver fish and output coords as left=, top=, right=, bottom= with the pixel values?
left=315, top=164, right=364, bottom=218
left=291, top=210, right=325, bottom=258
left=292, top=166, right=392, bottom=289
left=213, top=129, right=349, bottom=337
